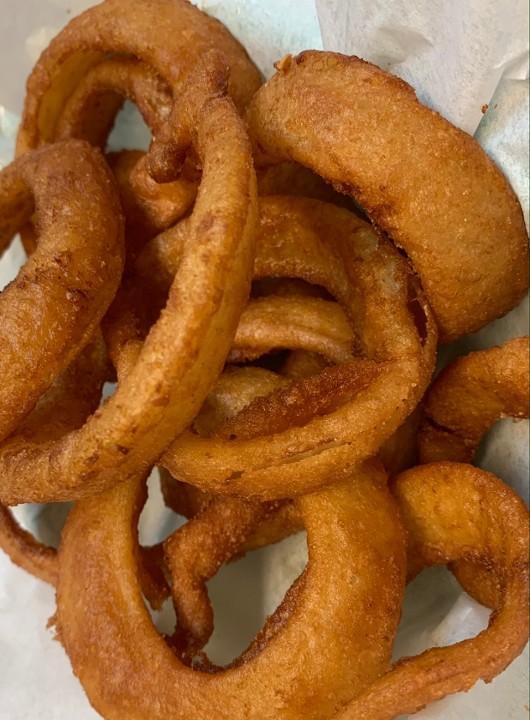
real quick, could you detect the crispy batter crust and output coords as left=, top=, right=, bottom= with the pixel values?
left=418, top=336, right=529, bottom=463
left=57, top=461, right=406, bottom=720
left=17, top=0, right=261, bottom=154
left=0, top=55, right=258, bottom=505
left=160, top=196, right=436, bottom=499
left=336, top=462, right=529, bottom=719
left=0, top=141, right=124, bottom=441
left=247, top=51, right=529, bottom=342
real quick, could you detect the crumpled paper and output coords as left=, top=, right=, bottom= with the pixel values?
left=0, top=1, right=528, bottom=718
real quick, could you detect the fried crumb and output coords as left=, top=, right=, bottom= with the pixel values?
left=274, top=54, right=293, bottom=72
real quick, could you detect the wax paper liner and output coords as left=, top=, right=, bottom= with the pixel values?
left=0, top=1, right=528, bottom=718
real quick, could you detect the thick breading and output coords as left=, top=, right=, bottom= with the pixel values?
left=247, top=51, right=529, bottom=343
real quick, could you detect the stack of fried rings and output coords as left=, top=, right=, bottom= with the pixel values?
left=0, top=1, right=528, bottom=719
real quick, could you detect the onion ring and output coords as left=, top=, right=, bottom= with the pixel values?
left=160, top=366, right=303, bottom=557
left=16, top=0, right=260, bottom=156
left=0, top=505, right=58, bottom=586
left=0, top=332, right=172, bottom=608
left=0, top=140, right=123, bottom=441
left=15, top=0, right=259, bottom=256
left=418, top=336, right=529, bottom=463
left=335, top=461, right=529, bottom=720
left=0, top=53, right=258, bottom=505
left=161, top=349, right=419, bottom=556
left=56, top=460, right=406, bottom=720
left=257, top=161, right=357, bottom=210
left=158, top=195, right=436, bottom=499
left=18, top=54, right=194, bottom=256
left=0, top=334, right=108, bottom=584
left=107, top=150, right=199, bottom=264
left=55, top=57, right=199, bottom=259
left=227, top=294, right=354, bottom=365
left=163, top=493, right=286, bottom=660
left=246, top=51, right=529, bottom=343
left=55, top=56, right=172, bottom=146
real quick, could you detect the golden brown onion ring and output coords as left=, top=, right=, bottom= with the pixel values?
left=55, top=56, right=172, bottom=145
left=54, top=57, right=199, bottom=260
left=0, top=334, right=107, bottom=583
left=19, top=54, right=195, bottom=256
left=227, top=295, right=353, bottom=365
left=0, top=53, right=258, bottom=505
left=0, top=140, right=123, bottom=442
left=246, top=51, right=529, bottom=343
left=0, top=505, right=58, bottom=586
left=335, top=462, right=529, bottom=720
left=16, top=0, right=259, bottom=258
left=161, top=366, right=303, bottom=557
left=418, top=336, right=529, bottom=463
left=163, top=494, right=285, bottom=659
left=161, top=353, right=418, bottom=556
left=158, top=195, right=436, bottom=499
left=16, top=0, right=260, bottom=155
left=257, top=161, right=356, bottom=210
left=57, top=461, right=405, bottom=720
left=0, top=335, right=171, bottom=606
left=107, top=150, right=199, bottom=263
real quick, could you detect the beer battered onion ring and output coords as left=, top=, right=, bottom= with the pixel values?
left=0, top=140, right=123, bottom=441
left=55, top=59, right=200, bottom=258
left=0, top=339, right=183, bottom=610
left=246, top=51, right=529, bottom=343
left=56, top=460, right=406, bottom=720
left=418, top=336, right=529, bottom=463
left=0, top=336, right=108, bottom=585
left=16, top=0, right=260, bottom=156
left=155, top=196, right=436, bottom=499
left=107, top=150, right=199, bottom=264
left=15, top=0, right=259, bottom=255
left=0, top=54, right=258, bottom=505
left=0, top=505, right=58, bottom=586
left=160, top=301, right=419, bottom=553
left=55, top=56, right=173, bottom=146
left=163, top=493, right=289, bottom=660
left=336, top=462, right=529, bottom=720
left=227, top=295, right=354, bottom=364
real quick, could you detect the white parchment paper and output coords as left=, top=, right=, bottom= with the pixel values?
left=0, top=1, right=528, bottom=718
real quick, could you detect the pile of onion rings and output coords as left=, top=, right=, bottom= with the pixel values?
left=0, top=1, right=528, bottom=719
